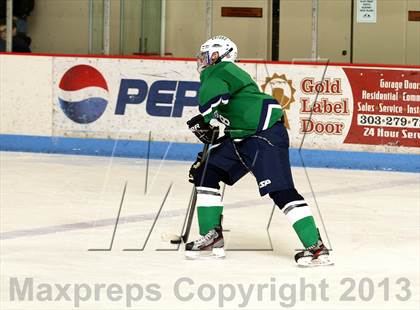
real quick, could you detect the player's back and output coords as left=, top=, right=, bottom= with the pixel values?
left=206, top=62, right=271, bottom=100
left=199, top=62, right=283, bottom=138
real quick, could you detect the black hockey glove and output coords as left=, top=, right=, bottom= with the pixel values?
left=187, top=114, right=219, bottom=144
left=188, top=152, right=203, bottom=183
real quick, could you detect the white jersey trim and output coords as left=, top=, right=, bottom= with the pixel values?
left=201, top=97, right=229, bottom=116
left=263, top=104, right=282, bottom=131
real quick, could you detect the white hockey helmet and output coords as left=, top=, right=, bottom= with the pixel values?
left=197, top=35, right=238, bottom=73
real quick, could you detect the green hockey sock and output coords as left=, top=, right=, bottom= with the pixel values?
left=293, top=216, right=318, bottom=248
left=282, top=200, right=319, bottom=248
left=196, top=187, right=223, bottom=235
left=197, top=206, right=223, bottom=235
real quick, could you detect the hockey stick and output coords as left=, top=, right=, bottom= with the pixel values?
left=170, top=143, right=210, bottom=244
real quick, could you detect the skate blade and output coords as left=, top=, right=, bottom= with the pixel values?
left=297, top=255, right=334, bottom=268
left=185, top=248, right=226, bottom=260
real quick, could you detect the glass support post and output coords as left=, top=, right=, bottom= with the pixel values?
left=311, top=0, right=319, bottom=60
left=6, top=0, right=12, bottom=52
left=103, top=0, right=111, bottom=54
left=160, top=0, right=166, bottom=56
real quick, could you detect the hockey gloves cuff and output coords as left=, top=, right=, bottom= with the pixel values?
left=187, top=114, right=219, bottom=144
left=188, top=152, right=203, bottom=183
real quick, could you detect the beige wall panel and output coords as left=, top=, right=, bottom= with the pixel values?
left=406, top=0, right=420, bottom=65
left=279, top=0, right=312, bottom=61
left=353, top=0, right=407, bottom=65
left=28, top=0, right=89, bottom=54
left=211, top=0, right=270, bottom=60
left=165, top=0, right=206, bottom=57
left=318, top=0, right=351, bottom=63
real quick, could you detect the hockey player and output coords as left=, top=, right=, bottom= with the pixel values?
left=186, top=35, right=332, bottom=267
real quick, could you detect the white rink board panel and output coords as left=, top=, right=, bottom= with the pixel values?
left=0, top=55, right=53, bottom=136
left=0, top=54, right=419, bottom=154
left=51, top=57, right=199, bottom=142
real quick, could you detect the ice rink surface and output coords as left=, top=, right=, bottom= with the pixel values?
left=0, top=151, right=419, bottom=310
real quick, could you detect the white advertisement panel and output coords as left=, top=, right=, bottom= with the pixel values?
left=52, top=58, right=199, bottom=142
left=51, top=57, right=420, bottom=153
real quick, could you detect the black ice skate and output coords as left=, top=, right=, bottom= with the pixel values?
left=294, top=236, right=333, bottom=267
left=185, top=226, right=225, bottom=260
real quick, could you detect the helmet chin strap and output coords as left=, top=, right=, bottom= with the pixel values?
left=214, top=47, right=234, bottom=64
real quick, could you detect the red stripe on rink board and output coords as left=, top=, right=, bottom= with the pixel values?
left=0, top=52, right=195, bottom=62
left=1, top=52, right=419, bottom=69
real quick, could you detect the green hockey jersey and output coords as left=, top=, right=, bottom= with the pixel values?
left=198, top=62, right=283, bottom=139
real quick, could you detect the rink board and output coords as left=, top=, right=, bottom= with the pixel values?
left=0, top=53, right=419, bottom=171
left=0, top=133, right=418, bottom=172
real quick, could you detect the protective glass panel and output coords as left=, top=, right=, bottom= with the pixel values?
left=89, top=0, right=104, bottom=54
left=120, top=0, right=161, bottom=55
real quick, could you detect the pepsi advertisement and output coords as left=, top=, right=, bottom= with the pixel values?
left=49, top=56, right=419, bottom=152
left=53, top=58, right=201, bottom=142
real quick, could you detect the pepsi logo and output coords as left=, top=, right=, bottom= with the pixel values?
left=58, top=65, right=109, bottom=124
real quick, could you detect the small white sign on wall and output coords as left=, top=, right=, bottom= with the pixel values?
left=357, top=0, right=377, bottom=23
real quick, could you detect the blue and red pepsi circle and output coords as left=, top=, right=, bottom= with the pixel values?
left=58, top=65, right=109, bottom=124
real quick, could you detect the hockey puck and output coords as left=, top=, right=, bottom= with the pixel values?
left=170, top=239, right=182, bottom=244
